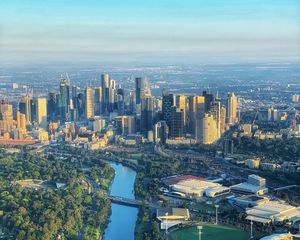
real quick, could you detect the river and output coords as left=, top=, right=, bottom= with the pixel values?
left=104, top=162, right=138, bottom=240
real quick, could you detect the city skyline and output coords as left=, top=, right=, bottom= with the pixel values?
left=1, top=0, right=300, bottom=64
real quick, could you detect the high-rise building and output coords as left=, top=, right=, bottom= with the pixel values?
left=93, top=117, right=106, bottom=132
left=176, top=95, right=187, bottom=133
left=203, top=91, right=214, bottom=113
left=117, top=88, right=125, bottom=115
left=30, top=99, right=37, bottom=123
left=210, top=100, right=221, bottom=138
left=170, top=106, right=184, bottom=139
left=94, top=87, right=102, bottom=116
left=202, top=113, right=218, bottom=144
left=59, top=79, right=70, bottom=122
left=141, top=96, right=154, bottom=136
left=85, top=87, right=94, bottom=119
left=36, top=98, right=48, bottom=129
left=226, top=92, right=238, bottom=125
left=19, top=94, right=32, bottom=124
left=20, top=113, right=26, bottom=130
left=135, top=77, right=144, bottom=106
left=101, top=73, right=110, bottom=115
left=101, top=73, right=115, bottom=115
left=190, top=96, right=205, bottom=137
left=162, top=90, right=175, bottom=129
left=47, top=92, right=56, bottom=121
left=220, top=106, right=227, bottom=134
left=154, top=121, right=168, bottom=144
left=292, top=94, right=299, bottom=103
left=0, top=99, right=13, bottom=134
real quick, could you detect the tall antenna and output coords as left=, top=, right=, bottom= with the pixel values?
left=65, top=72, right=70, bottom=84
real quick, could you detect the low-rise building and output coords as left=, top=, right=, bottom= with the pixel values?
left=162, top=175, right=230, bottom=198
left=157, top=208, right=190, bottom=230
left=230, top=175, right=268, bottom=196
left=246, top=200, right=300, bottom=224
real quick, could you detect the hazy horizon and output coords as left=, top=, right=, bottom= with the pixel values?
left=1, top=0, right=300, bottom=65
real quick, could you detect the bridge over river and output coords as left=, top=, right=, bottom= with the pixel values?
left=109, top=195, right=157, bottom=208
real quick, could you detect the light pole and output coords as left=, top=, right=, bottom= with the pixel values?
left=165, top=212, right=169, bottom=240
left=215, top=205, right=219, bottom=225
left=250, top=217, right=254, bottom=239
left=197, top=225, right=203, bottom=240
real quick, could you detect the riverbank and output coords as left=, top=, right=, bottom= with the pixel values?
left=103, top=162, right=138, bottom=240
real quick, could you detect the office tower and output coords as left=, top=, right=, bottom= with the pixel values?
left=135, top=77, right=144, bottom=106
left=19, top=94, right=31, bottom=123
left=202, top=113, right=218, bottom=144
left=77, top=93, right=85, bottom=118
left=117, top=88, right=125, bottom=115
left=94, top=87, right=102, bottom=116
left=268, top=107, right=279, bottom=122
left=176, top=95, right=187, bottom=133
left=71, top=85, right=79, bottom=111
left=292, top=94, right=299, bottom=103
left=162, top=90, right=175, bottom=129
left=36, top=98, right=48, bottom=129
left=93, top=117, right=106, bottom=132
left=47, top=92, right=56, bottom=121
left=59, top=79, right=70, bottom=122
left=16, top=111, right=21, bottom=128
left=226, top=92, right=238, bottom=125
left=220, top=106, right=226, bottom=134
left=170, top=106, right=184, bottom=138
left=85, top=87, right=94, bottom=119
left=109, top=80, right=116, bottom=112
left=141, top=96, right=154, bottom=136
left=126, top=115, right=136, bottom=134
left=127, top=91, right=135, bottom=114
left=114, top=115, right=136, bottom=135
left=0, top=99, right=13, bottom=134
left=30, top=99, right=37, bottom=123
left=72, top=85, right=78, bottom=99
left=202, top=91, right=214, bottom=113
left=154, top=121, right=168, bottom=145
left=20, top=113, right=26, bottom=130
left=101, top=73, right=110, bottom=115
left=210, top=100, right=221, bottom=138
left=189, top=96, right=205, bottom=137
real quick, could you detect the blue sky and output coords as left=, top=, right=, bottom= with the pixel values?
left=0, top=0, right=299, bottom=64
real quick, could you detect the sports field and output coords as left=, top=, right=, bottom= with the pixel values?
left=169, top=224, right=249, bottom=240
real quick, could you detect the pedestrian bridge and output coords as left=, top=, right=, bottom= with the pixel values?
left=109, top=195, right=157, bottom=208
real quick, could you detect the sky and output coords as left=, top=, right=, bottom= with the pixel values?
left=0, top=0, right=300, bottom=64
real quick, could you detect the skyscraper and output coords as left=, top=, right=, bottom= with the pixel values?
left=0, top=99, right=13, bottom=134
left=101, top=73, right=115, bottom=115
left=101, top=73, right=110, bottom=115
left=94, top=87, right=102, bottom=115
left=59, top=79, right=70, bottom=122
left=210, top=100, right=221, bottom=138
left=189, top=96, right=205, bottom=137
left=85, top=87, right=94, bottom=119
left=47, top=92, right=56, bottom=121
left=162, top=90, right=175, bottom=129
left=141, top=95, right=154, bottom=136
left=176, top=95, right=187, bottom=133
left=36, top=98, right=47, bottom=129
left=19, top=94, right=31, bottom=124
left=135, top=77, right=144, bottom=107
left=202, top=113, right=218, bottom=144
left=117, top=88, right=125, bottom=115
left=154, top=121, right=168, bottom=145
left=170, top=106, right=184, bottom=139
left=203, top=91, right=214, bottom=113
left=226, top=92, right=238, bottom=125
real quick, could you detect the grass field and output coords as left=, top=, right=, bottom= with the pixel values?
left=169, top=224, right=249, bottom=240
